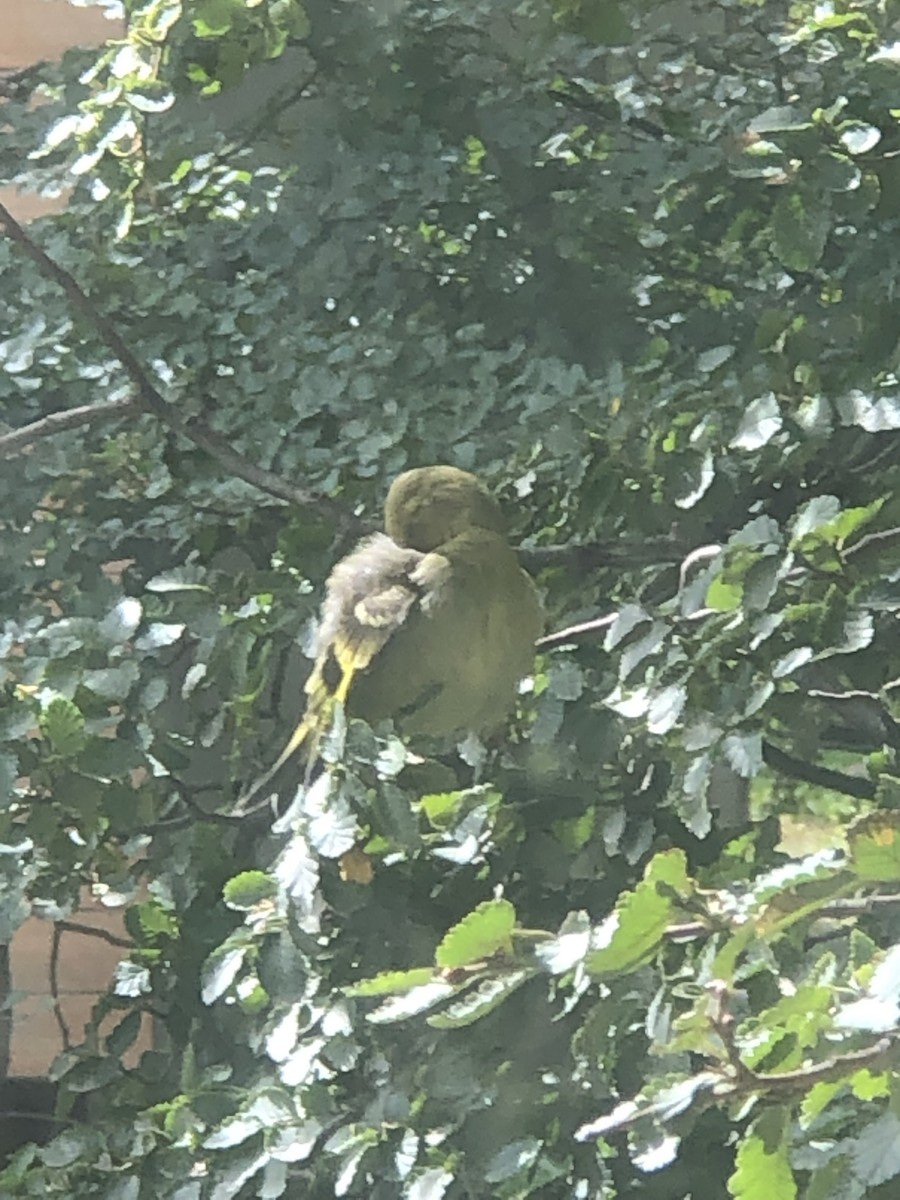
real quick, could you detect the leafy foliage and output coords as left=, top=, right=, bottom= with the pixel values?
left=4, top=0, right=900, bottom=1196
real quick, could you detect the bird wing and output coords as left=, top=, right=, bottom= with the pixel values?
left=235, top=535, right=432, bottom=807
left=348, top=527, right=542, bottom=734
left=236, top=526, right=541, bottom=809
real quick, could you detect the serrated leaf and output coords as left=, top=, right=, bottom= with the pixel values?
left=435, top=899, right=517, bottom=968
left=484, top=1138, right=541, bottom=1183
left=204, top=1114, right=262, bottom=1149
left=772, top=647, right=814, bottom=678
left=105, top=1010, right=143, bottom=1059
left=728, top=1122, right=797, bottom=1199
left=724, top=733, right=763, bottom=778
left=303, top=772, right=358, bottom=858
left=673, top=449, right=714, bottom=510
left=535, top=910, right=592, bottom=974
left=40, top=696, right=87, bottom=756
left=697, top=344, right=734, bottom=373
left=135, top=622, right=185, bottom=651
left=748, top=106, right=812, bottom=133
left=344, top=968, right=436, bottom=998
left=547, top=658, right=584, bottom=701
left=114, top=960, right=151, bottom=998
left=706, top=576, right=744, bottom=612
left=852, top=1112, right=900, bottom=1186
left=586, top=851, right=690, bottom=976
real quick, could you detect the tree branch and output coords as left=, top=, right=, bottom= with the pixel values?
left=578, top=1027, right=900, bottom=1140
left=0, top=396, right=139, bottom=457
left=746, top=1035, right=899, bottom=1093
left=762, top=740, right=875, bottom=800
left=0, top=200, right=341, bottom=516
left=49, top=924, right=72, bottom=1053
left=845, top=525, right=900, bottom=563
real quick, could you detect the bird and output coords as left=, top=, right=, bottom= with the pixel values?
left=237, top=465, right=543, bottom=808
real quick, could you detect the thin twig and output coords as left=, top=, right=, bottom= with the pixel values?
left=56, top=920, right=132, bottom=949
left=845, top=526, right=900, bottom=561
left=536, top=613, right=617, bottom=649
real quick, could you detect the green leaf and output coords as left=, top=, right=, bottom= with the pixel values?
left=771, top=190, right=829, bottom=272
left=428, top=970, right=532, bottom=1028
left=81, top=661, right=140, bottom=700
left=39, top=697, right=87, bottom=757
left=144, top=568, right=210, bottom=593
left=483, top=1138, right=542, bottom=1183
left=344, top=968, right=436, bottom=998
left=201, top=941, right=249, bottom=1005
left=724, top=733, right=763, bottom=778
left=852, top=1112, right=900, bottom=1187
left=731, top=394, right=782, bottom=451
left=435, top=899, right=517, bottom=969
left=748, top=106, right=813, bottom=133
left=586, top=851, right=690, bottom=976
left=706, top=576, right=744, bottom=612
left=848, top=813, right=900, bottom=882
left=367, top=981, right=461, bottom=1024
left=223, top=871, right=278, bottom=911
left=405, top=1168, right=454, bottom=1200
left=135, top=622, right=185, bottom=651
left=105, top=1011, right=143, bottom=1059
left=647, top=684, right=686, bottom=734
left=728, top=1115, right=797, bottom=1199
left=837, top=392, right=900, bottom=433
left=697, top=344, right=734, bottom=373
left=547, top=658, right=584, bottom=701
left=791, top=495, right=842, bottom=541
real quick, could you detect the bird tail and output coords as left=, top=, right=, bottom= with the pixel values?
left=232, top=662, right=357, bottom=815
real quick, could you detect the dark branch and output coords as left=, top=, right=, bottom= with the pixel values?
left=762, top=740, right=875, bottom=800
left=0, top=200, right=341, bottom=517
left=0, top=396, right=139, bottom=457
left=49, top=925, right=72, bottom=1053
left=56, top=920, right=132, bottom=950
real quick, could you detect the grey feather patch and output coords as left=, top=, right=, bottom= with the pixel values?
left=354, top=584, right=417, bottom=628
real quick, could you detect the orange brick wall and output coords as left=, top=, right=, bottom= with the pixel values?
left=10, top=891, right=150, bottom=1074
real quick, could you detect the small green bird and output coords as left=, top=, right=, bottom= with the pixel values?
left=239, top=465, right=543, bottom=804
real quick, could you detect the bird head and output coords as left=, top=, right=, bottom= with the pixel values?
left=384, top=465, right=506, bottom=552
